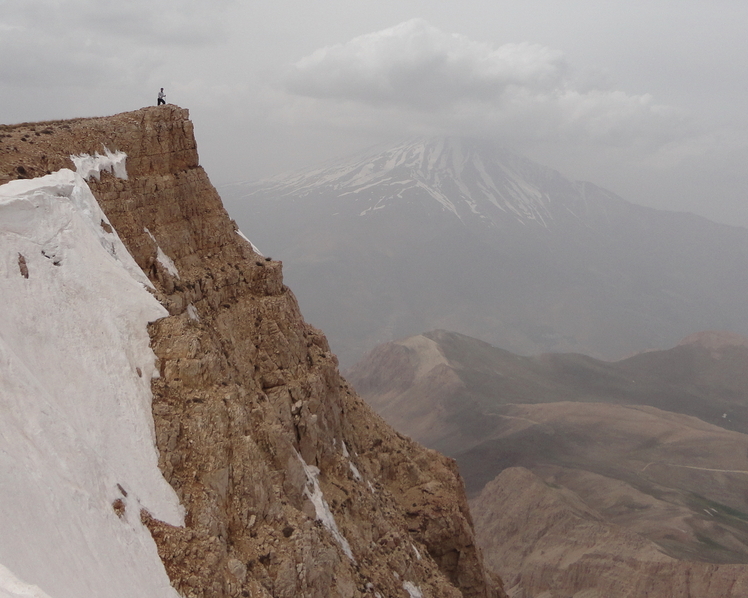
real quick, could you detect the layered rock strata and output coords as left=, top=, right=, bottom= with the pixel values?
left=0, top=107, right=502, bottom=598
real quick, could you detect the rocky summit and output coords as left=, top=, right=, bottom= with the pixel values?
left=0, top=108, right=502, bottom=598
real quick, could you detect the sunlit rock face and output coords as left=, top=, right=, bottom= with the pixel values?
left=0, top=108, right=503, bottom=598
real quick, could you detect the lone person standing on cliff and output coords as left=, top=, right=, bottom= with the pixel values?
left=157, top=88, right=166, bottom=106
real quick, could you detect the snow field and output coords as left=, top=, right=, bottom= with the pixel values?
left=0, top=162, right=182, bottom=598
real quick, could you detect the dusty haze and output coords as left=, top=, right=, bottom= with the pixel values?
left=2, top=1, right=748, bottom=227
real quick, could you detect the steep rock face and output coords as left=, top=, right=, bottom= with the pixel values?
left=0, top=108, right=501, bottom=598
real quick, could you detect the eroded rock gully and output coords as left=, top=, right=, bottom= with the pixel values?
left=0, top=107, right=503, bottom=598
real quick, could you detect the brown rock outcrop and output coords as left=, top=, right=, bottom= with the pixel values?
left=0, top=107, right=502, bottom=598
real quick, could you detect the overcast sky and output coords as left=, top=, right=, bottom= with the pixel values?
left=2, top=0, right=747, bottom=227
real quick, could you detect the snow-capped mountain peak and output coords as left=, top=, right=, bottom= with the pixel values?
left=235, top=137, right=594, bottom=229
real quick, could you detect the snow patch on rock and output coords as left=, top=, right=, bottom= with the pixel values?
left=236, top=229, right=263, bottom=255
left=349, top=461, right=362, bottom=481
left=186, top=303, right=200, bottom=321
left=71, top=148, right=128, bottom=182
left=297, top=452, right=354, bottom=561
left=145, top=228, right=180, bottom=278
left=403, top=581, right=424, bottom=598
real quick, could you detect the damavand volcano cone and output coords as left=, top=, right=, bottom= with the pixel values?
left=224, top=136, right=748, bottom=367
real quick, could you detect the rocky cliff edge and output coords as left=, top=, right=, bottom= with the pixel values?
left=0, top=106, right=503, bottom=598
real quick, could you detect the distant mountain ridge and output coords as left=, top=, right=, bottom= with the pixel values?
left=347, top=329, right=748, bottom=459
left=224, top=137, right=748, bottom=366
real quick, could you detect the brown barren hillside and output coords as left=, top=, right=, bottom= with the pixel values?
left=349, top=329, right=748, bottom=597
left=347, top=329, right=748, bottom=454
left=473, top=468, right=748, bottom=598
left=1, top=109, right=502, bottom=598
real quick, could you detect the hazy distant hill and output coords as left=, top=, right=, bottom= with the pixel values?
left=347, top=329, right=748, bottom=594
left=347, top=329, right=748, bottom=457
left=223, top=137, right=748, bottom=366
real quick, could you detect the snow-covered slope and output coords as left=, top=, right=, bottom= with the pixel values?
left=0, top=162, right=182, bottom=598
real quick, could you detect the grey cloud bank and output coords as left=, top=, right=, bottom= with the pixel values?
left=284, top=19, right=688, bottom=148
left=1, top=1, right=746, bottom=228
left=286, top=20, right=571, bottom=106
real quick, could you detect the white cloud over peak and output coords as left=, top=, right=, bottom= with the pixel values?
left=283, top=19, right=688, bottom=149
left=288, top=19, right=568, bottom=107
